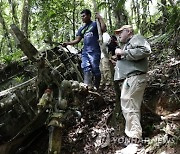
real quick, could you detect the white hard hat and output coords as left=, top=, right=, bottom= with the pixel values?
left=103, top=32, right=111, bottom=45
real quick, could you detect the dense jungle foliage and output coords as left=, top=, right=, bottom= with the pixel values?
left=0, top=0, right=179, bottom=64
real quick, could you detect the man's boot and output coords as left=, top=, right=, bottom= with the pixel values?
left=94, top=75, right=101, bottom=90
left=84, top=71, right=92, bottom=87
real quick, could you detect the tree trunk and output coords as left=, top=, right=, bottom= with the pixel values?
left=21, top=0, right=31, bottom=38
left=111, top=0, right=128, bottom=27
left=161, top=0, right=168, bottom=33
left=0, top=9, right=13, bottom=53
left=72, top=0, right=76, bottom=40
left=140, top=0, right=148, bottom=35
left=8, top=0, right=19, bottom=26
left=0, top=37, right=5, bottom=53
left=107, top=0, right=113, bottom=32
left=136, top=0, right=141, bottom=29
left=44, top=23, right=53, bottom=47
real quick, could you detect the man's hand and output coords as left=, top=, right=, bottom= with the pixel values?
left=95, top=12, right=102, bottom=19
left=95, top=13, right=107, bottom=32
left=62, top=42, right=68, bottom=47
left=115, top=48, right=126, bottom=60
left=115, top=48, right=124, bottom=56
left=109, top=55, right=117, bottom=66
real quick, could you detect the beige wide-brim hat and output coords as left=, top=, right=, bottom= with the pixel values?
left=114, top=25, right=133, bottom=34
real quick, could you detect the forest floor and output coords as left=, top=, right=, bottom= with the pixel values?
left=22, top=49, right=180, bottom=154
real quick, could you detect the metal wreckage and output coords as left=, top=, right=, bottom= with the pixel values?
left=0, top=24, right=102, bottom=154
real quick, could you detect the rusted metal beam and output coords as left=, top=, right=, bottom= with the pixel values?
left=10, top=24, right=39, bottom=61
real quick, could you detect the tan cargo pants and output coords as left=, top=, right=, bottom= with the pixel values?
left=121, top=74, right=147, bottom=139
left=100, top=57, right=112, bottom=86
